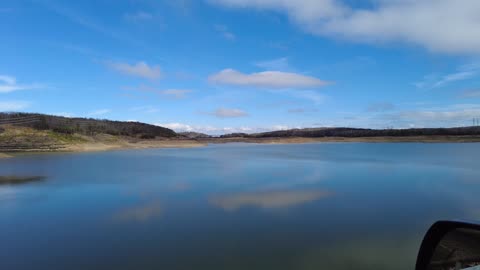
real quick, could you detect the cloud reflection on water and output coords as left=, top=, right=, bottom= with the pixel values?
left=210, top=190, right=331, bottom=211
left=112, top=200, right=162, bottom=222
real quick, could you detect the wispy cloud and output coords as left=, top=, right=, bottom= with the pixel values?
left=374, top=104, right=480, bottom=127
left=267, top=41, right=289, bottom=50
left=459, top=89, right=480, bottom=98
left=0, top=75, right=44, bottom=93
left=214, top=24, right=236, bottom=41
left=366, top=102, right=395, bottom=113
left=432, top=71, right=476, bottom=88
left=0, top=101, right=30, bottom=111
left=88, top=109, right=111, bottom=116
left=129, top=106, right=159, bottom=113
left=286, top=90, right=326, bottom=104
left=209, top=69, right=330, bottom=89
left=254, top=57, right=290, bottom=71
left=40, top=1, right=132, bottom=43
left=209, top=108, right=249, bottom=118
left=106, top=61, right=162, bottom=80
left=160, top=89, right=192, bottom=99
left=397, top=106, right=480, bottom=122
left=415, top=63, right=480, bottom=89
left=124, top=11, right=153, bottom=22
left=123, top=85, right=192, bottom=99
left=287, top=108, right=318, bottom=113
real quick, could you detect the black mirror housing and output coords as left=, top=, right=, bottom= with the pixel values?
left=416, top=220, right=480, bottom=270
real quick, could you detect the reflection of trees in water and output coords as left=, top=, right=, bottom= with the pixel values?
left=0, top=175, right=45, bottom=185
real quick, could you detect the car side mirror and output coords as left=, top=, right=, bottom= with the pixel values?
left=416, top=221, right=480, bottom=270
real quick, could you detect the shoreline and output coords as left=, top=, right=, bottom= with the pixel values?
left=201, top=135, right=480, bottom=144
left=2, top=135, right=480, bottom=157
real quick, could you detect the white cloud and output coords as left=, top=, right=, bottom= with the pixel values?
left=158, top=123, right=195, bottom=132
left=210, top=108, right=249, bottom=118
left=155, top=122, right=294, bottom=135
left=107, top=61, right=161, bottom=80
left=214, top=24, right=236, bottom=41
left=209, top=69, right=329, bottom=89
left=51, top=112, right=74, bottom=117
left=254, top=57, right=289, bottom=71
left=0, top=75, right=43, bottom=93
left=0, top=101, right=30, bottom=111
left=88, top=109, right=111, bottom=116
left=398, top=108, right=480, bottom=122
left=161, top=89, right=192, bottom=99
left=210, top=0, right=480, bottom=55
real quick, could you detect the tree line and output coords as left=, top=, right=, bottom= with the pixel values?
left=0, top=113, right=177, bottom=138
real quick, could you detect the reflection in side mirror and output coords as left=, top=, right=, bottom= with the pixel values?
left=416, top=221, right=480, bottom=270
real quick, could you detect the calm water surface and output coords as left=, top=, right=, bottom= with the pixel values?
left=1, top=143, right=480, bottom=270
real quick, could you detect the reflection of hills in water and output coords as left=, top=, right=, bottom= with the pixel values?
left=210, top=190, right=331, bottom=211
left=0, top=175, right=45, bottom=185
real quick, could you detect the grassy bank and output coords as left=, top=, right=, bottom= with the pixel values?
left=0, top=125, right=205, bottom=155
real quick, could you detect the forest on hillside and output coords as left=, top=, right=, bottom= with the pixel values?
left=0, top=113, right=176, bottom=138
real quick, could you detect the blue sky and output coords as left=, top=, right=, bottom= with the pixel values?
left=2, top=0, right=480, bottom=134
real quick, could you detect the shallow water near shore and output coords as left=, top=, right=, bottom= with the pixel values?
left=1, top=142, right=480, bottom=270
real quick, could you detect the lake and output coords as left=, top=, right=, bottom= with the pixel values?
left=1, top=143, right=480, bottom=270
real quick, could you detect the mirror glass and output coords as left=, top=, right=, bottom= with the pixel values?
left=428, top=228, right=480, bottom=270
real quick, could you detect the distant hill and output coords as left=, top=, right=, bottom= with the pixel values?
left=178, top=132, right=211, bottom=139
left=0, top=113, right=176, bottom=138
left=225, top=127, right=480, bottom=138
left=219, top=132, right=249, bottom=138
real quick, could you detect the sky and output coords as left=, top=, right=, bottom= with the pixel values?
left=2, top=0, right=480, bottom=134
